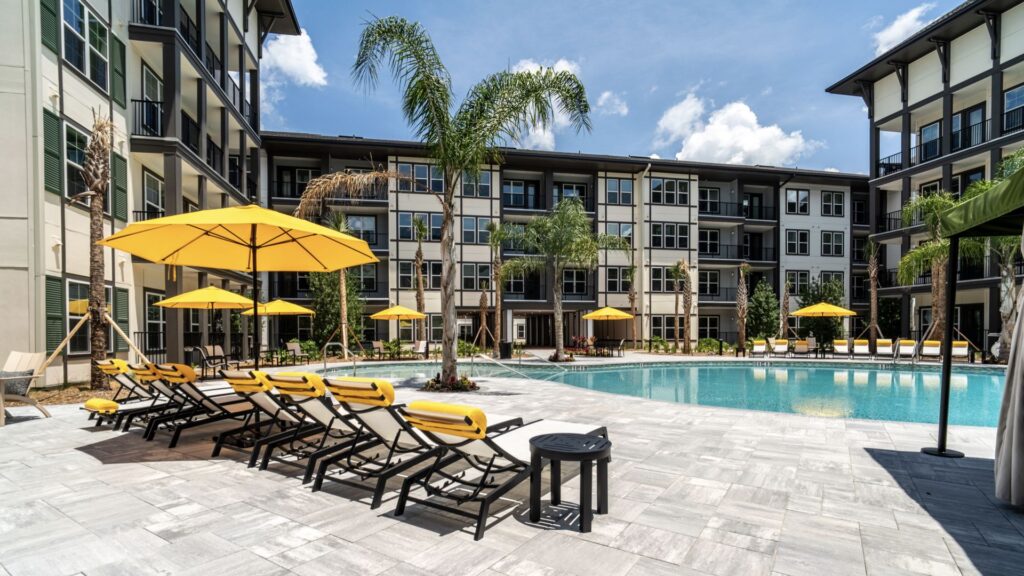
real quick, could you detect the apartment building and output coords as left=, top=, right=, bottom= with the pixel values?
left=2, top=0, right=298, bottom=384
left=260, top=133, right=868, bottom=349
left=828, top=0, right=1024, bottom=348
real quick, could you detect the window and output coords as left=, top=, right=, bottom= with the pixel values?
left=852, top=237, right=867, bottom=262
left=821, top=271, right=844, bottom=286
left=786, top=270, right=809, bottom=295
left=822, top=190, right=844, bottom=217
left=651, top=315, right=677, bottom=340
left=143, top=169, right=164, bottom=214
left=821, top=231, right=844, bottom=257
left=919, top=181, right=940, bottom=196
left=1005, top=85, right=1024, bottom=131
left=347, top=215, right=376, bottom=245
left=144, top=290, right=165, bottom=352
left=650, top=222, right=688, bottom=249
left=362, top=315, right=378, bottom=341
left=65, top=124, right=88, bottom=199
left=398, top=212, right=442, bottom=241
left=353, top=264, right=376, bottom=292
left=430, top=213, right=443, bottom=241
left=954, top=167, right=986, bottom=197
left=563, top=269, right=587, bottom=295
left=786, top=189, right=809, bottom=214
left=698, top=187, right=720, bottom=214
left=786, top=229, right=809, bottom=255
left=396, top=162, right=439, bottom=193
left=462, top=263, right=491, bottom=290
left=462, top=217, right=492, bottom=244
left=461, top=171, right=491, bottom=197
left=398, top=262, right=413, bottom=289
left=67, top=280, right=112, bottom=354
left=920, top=120, right=941, bottom=162
left=296, top=272, right=310, bottom=293
left=650, top=178, right=689, bottom=205
left=698, top=270, right=719, bottom=296
left=503, top=180, right=525, bottom=207
left=607, top=223, right=634, bottom=246
left=63, top=0, right=108, bottom=90
left=428, top=262, right=442, bottom=289
left=556, top=183, right=587, bottom=207
left=297, top=316, right=311, bottom=341
left=698, top=316, right=719, bottom=339
left=399, top=261, right=441, bottom=290
left=606, top=267, right=632, bottom=293
left=505, top=270, right=524, bottom=294
left=429, top=314, right=443, bottom=342
left=398, top=212, right=412, bottom=240
left=650, top=267, right=667, bottom=292
left=430, top=166, right=444, bottom=192
left=698, top=229, right=720, bottom=255
left=606, top=178, right=633, bottom=205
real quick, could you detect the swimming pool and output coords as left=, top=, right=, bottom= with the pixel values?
left=324, top=361, right=1007, bottom=427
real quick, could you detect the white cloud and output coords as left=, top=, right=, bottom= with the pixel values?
left=596, top=91, right=629, bottom=116
left=863, top=14, right=884, bottom=31
left=760, top=86, right=774, bottom=97
left=510, top=58, right=582, bottom=150
left=649, top=153, right=661, bottom=159
left=873, top=4, right=936, bottom=56
left=654, top=93, right=821, bottom=166
left=823, top=167, right=841, bottom=172
left=260, top=29, right=327, bottom=127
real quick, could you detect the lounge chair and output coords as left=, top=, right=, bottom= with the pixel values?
left=791, top=340, right=810, bottom=357
left=84, top=360, right=172, bottom=429
left=766, top=337, right=779, bottom=358
left=852, top=339, right=871, bottom=359
left=614, top=339, right=625, bottom=357
left=896, top=339, right=917, bottom=360
left=286, top=342, right=310, bottom=365
left=876, top=339, right=895, bottom=358
left=807, top=337, right=818, bottom=357
left=370, top=340, right=385, bottom=359
left=396, top=400, right=607, bottom=540
left=833, top=339, right=851, bottom=358
left=751, top=340, right=767, bottom=357
left=310, top=376, right=442, bottom=509
left=142, top=363, right=253, bottom=448
left=409, top=340, right=428, bottom=359
left=920, top=340, right=942, bottom=360
left=0, top=351, right=50, bottom=426
left=951, top=341, right=970, bottom=362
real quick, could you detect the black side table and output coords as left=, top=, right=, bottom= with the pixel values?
left=529, top=433, right=612, bottom=533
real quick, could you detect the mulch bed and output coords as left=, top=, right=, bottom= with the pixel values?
left=7, top=386, right=116, bottom=406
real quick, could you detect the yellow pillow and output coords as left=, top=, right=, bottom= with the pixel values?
left=84, top=398, right=119, bottom=415
left=404, top=401, right=487, bottom=440
left=324, top=377, right=395, bottom=407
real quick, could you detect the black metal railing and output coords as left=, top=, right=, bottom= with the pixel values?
left=348, top=230, right=389, bottom=247
left=699, top=244, right=777, bottom=261
left=131, top=0, right=163, bottom=25
left=178, top=6, right=200, bottom=55
left=131, top=99, right=163, bottom=136
left=951, top=121, right=985, bottom=152
left=744, top=204, right=778, bottom=220
left=204, top=43, right=222, bottom=83
left=699, top=287, right=737, bottom=302
left=699, top=201, right=742, bottom=217
left=205, top=137, right=222, bottom=171
left=134, top=331, right=166, bottom=364
left=270, top=180, right=388, bottom=201
left=229, top=75, right=241, bottom=109
left=1004, top=107, right=1024, bottom=135
left=180, top=111, right=200, bottom=153
left=851, top=281, right=869, bottom=303
left=877, top=151, right=902, bottom=176
left=884, top=262, right=987, bottom=287
left=502, top=193, right=545, bottom=210
left=911, top=137, right=942, bottom=165
left=132, top=210, right=164, bottom=222
left=884, top=208, right=923, bottom=232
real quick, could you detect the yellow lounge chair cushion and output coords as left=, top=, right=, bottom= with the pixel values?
left=877, top=339, right=893, bottom=346
left=96, top=358, right=130, bottom=375
left=129, top=363, right=162, bottom=383
left=404, top=401, right=487, bottom=439
left=84, top=398, right=119, bottom=414
left=952, top=341, right=969, bottom=348
left=154, top=363, right=196, bottom=384
left=854, top=340, right=869, bottom=345
left=222, top=370, right=271, bottom=394
left=324, top=377, right=395, bottom=407
left=267, top=372, right=325, bottom=397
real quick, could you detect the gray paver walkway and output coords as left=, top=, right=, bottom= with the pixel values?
left=1, top=373, right=1021, bottom=575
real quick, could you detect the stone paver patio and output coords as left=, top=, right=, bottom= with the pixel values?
left=1, top=370, right=1022, bottom=576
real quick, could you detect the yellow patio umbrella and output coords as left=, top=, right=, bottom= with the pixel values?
left=242, top=299, right=315, bottom=317
left=370, top=305, right=426, bottom=321
left=790, top=302, right=857, bottom=317
left=154, top=285, right=255, bottom=310
left=68, top=299, right=110, bottom=315
left=582, top=307, right=634, bottom=321
left=100, top=204, right=377, bottom=369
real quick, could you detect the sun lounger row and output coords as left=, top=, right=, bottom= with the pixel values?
left=750, top=338, right=972, bottom=361
left=85, top=359, right=606, bottom=540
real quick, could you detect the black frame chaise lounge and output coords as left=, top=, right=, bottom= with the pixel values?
left=84, top=360, right=174, bottom=429
left=395, top=400, right=608, bottom=540
left=141, top=363, right=253, bottom=448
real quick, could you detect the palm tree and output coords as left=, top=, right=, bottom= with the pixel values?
left=486, top=221, right=514, bottom=357
left=77, top=116, right=114, bottom=389
left=327, top=213, right=353, bottom=358
left=679, top=259, right=693, bottom=354
left=993, top=236, right=1022, bottom=360
left=354, top=16, right=591, bottom=384
left=866, top=240, right=881, bottom=351
left=413, top=218, right=428, bottom=342
left=779, top=279, right=790, bottom=338
left=896, top=191, right=983, bottom=340
left=518, top=199, right=616, bottom=361
left=736, top=263, right=751, bottom=354
left=668, top=262, right=686, bottom=352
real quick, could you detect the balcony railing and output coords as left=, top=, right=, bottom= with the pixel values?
left=950, top=121, right=985, bottom=152
left=204, top=43, right=222, bottom=83
left=883, top=208, right=923, bottom=232
left=348, top=230, right=389, bottom=248
left=131, top=99, right=163, bottom=136
left=181, top=111, right=200, bottom=154
left=877, top=120, right=990, bottom=177
left=699, top=244, right=777, bottom=261
left=131, top=0, right=163, bottom=25
left=133, top=331, right=166, bottom=364
left=699, top=287, right=737, bottom=302
left=1004, top=107, right=1024, bottom=135
left=699, top=201, right=742, bottom=217
left=883, top=263, right=988, bottom=287
left=132, top=210, right=165, bottom=222
left=205, top=137, right=222, bottom=171
left=744, top=204, right=777, bottom=220
left=270, top=180, right=388, bottom=201
left=877, top=151, right=902, bottom=177
left=178, top=6, right=201, bottom=56
left=503, top=193, right=545, bottom=210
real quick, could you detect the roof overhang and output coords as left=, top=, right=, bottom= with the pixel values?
left=256, top=0, right=299, bottom=36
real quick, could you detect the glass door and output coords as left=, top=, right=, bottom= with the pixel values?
left=920, top=121, right=941, bottom=162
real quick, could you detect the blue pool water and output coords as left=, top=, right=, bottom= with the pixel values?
left=326, top=361, right=1007, bottom=427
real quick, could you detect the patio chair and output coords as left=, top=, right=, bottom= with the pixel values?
left=876, top=339, right=895, bottom=358
left=0, top=351, right=50, bottom=426
left=212, top=370, right=324, bottom=467
left=142, top=363, right=254, bottom=448
left=396, top=400, right=607, bottom=540
left=286, top=342, right=310, bottom=365
left=310, top=376, right=443, bottom=508
left=83, top=360, right=172, bottom=429
left=751, top=340, right=767, bottom=357
left=852, top=339, right=871, bottom=359
left=370, top=341, right=385, bottom=360
left=920, top=340, right=942, bottom=360
left=807, top=337, right=818, bottom=357
left=615, top=339, right=625, bottom=357
left=791, top=340, right=810, bottom=357
left=259, top=372, right=366, bottom=480
left=833, top=339, right=851, bottom=358
left=196, top=345, right=231, bottom=379
left=410, top=340, right=428, bottom=359
left=766, top=337, right=780, bottom=358
left=896, top=339, right=918, bottom=360
left=951, top=341, right=970, bottom=362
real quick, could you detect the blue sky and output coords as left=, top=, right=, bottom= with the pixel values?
left=261, top=1, right=962, bottom=174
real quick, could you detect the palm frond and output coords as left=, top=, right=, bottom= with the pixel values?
left=293, top=170, right=393, bottom=220
left=897, top=240, right=948, bottom=285
left=903, top=190, right=956, bottom=239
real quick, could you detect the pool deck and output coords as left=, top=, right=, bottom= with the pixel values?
left=1, top=365, right=1021, bottom=576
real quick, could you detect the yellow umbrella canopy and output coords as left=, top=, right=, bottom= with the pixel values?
left=242, top=299, right=315, bottom=316
left=791, top=302, right=857, bottom=318
left=370, top=305, right=426, bottom=320
left=154, top=286, right=254, bottom=309
left=582, top=307, right=634, bottom=321
left=68, top=299, right=110, bottom=315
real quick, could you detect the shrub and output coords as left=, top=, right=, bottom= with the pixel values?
left=423, top=373, right=479, bottom=392
left=696, top=338, right=732, bottom=354
left=289, top=338, right=322, bottom=361
left=457, top=339, right=480, bottom=357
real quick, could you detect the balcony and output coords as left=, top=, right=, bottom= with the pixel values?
left=877, top=121, right=989, bottom=177
left=131, top=0, right=162, bottom=25
left=699, top=244, right=777, bottom=261
left=883, top=262, right=988, bottom=287
left=502, top=192, right=546, bottom=211
left=699, top=201, right=742, bottom=218
left=270, top=180, right=388, bottom=201
left=883, top=208, right=923, bottom=232
left=132, top=210, right=165, bottom=222
left=699, top=287, right=737, bottom=303
left=851, top=281, right=869, bottom=303
left=180, top=111, right=200, bottom=154
left=205, top=137, right=222, bottom=171
left=131, top=99, right=163, bottom=136
left=1004, top=107, right=1024, bottom=135
left=178, top=6, right=201, bottom=55
left=951, top=121, right=985, bottom=152
left=348, top=230, right=389, bottom=249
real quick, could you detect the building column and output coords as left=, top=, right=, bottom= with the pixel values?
left=220, top=109, right=229, bottom=178
left=196, top=0, right=206, bottom=62
left=238, top=45, right=246, bottom=116
left=239, top=131, right=249, bottom=199
left=221, top=280, right=233, bottom=356
left=219, top=13, right=228, bottom=90
left=197, top=77, right=207, bottom=160
left=992, top=69, right=1004, bottom=140
left=901, top=293, right=912, bottom=338
left=941, top=163, right=953, bottom=193
left=161, top=41, right=182, bottom=139
left=241, top=302, right=250, bottom=359
left=900, top=112, right=911, bottom=169
left=941, top=92, right=953, bottom=158
left=164, top=153, right=185, bottom=362
left=990, top=148, right=1003, bottom=177
left=251, top=68, right=260, bottom=130
left=869, top=125, right=880, bottom=179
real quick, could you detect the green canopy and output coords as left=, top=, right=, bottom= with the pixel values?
left=942, top=163, right=1024, bottom=238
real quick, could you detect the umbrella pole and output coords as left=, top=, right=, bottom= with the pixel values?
left=251, top=225, right=260, bottom=371
left=922, top=235, right=964, bottom=458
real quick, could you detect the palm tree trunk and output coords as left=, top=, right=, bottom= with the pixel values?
left=440, top=187, right=458, bottom=384
left=628, top=271, right=637, bottom=350
left=868, top=264, right=879, bottom=350
left=682, top=284, right=692, bottom=354
left=479, top=291, right=488, bottom=349
left=553, top=264, right=565, bottom=361
left=89, top=190, right=106, bottom=389
left=737, top=266, right=749, bottom=356
left=998, top=259, right=1019, bottom=361
left=673, top=278, right=681, bottom=352
left=928, top=257, right=947, bottom=341
left=415, top=243, right=426, bottom=342
left=339, top=270, right=349, bottom=359
left=492, top=259, right=502, bottom=357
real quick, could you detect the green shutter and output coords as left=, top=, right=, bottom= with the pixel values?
left=111, top=37, right=126, bottom=108
left=40, top=0, right=59, bottom=54
left=114, top=287, right=129, bottom=351
left=112, top=154, right=128, bottom=220
left=45, top=276, right=65, bottom=353
left=43, top=109, right=62, bottom=194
